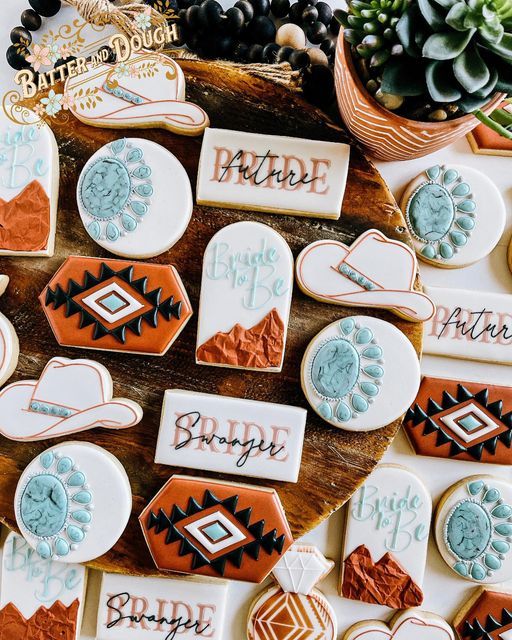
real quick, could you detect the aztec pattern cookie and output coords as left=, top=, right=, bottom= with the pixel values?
left=400, top=164, right=505, bottom=268
left=343, top=610, right=454, bottom=640
left=65, top=51, right=209, bottom=136
left=435, top=476, right=512, bottom=583
left=423, top=286, right=512, bottom=364
left=301, top=316, right=420, bottom=431
left=248, top=544, right=336, bottom=640
left=96, top=572, right=228, bottom=640
left=0, top=531, right=87, bottom=640
left=196, top=127, right=350, bottom=219
left=77, top=138, right=192, bottom=258
left=0, top=356, right=142, bottom=441
left=405, top=377, right=512, bottom=465
left=139, top=475, right=293, bottom=582
left=0, top=109, right=58, bottom=256
left=155, top=389, right=306, bottom=482
left=15, top=442, right=132, bottom=563
left=40, top=256, right=192, bottom=355
left=453, top=587, right=512, bottom=639
left=196, top=221, right=293, bottom=372
left=339, top=464, right=432, bottom=608
left=0, top=275, right=19, bottom=388
left=295, top=229, right=435, bottom=322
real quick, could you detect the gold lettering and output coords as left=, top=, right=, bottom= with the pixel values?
left=37, top=73, right=49, bottom=91
left=109, top=33, right=131, bottom=62
left=14, top=69, right=37, bottom=99
left=66, top=59, right=77, bottom=78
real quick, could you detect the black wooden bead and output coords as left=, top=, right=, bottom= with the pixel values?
left=316, top=1, right=332, bottom=25
left=288, top=2, right=303, bottom=23
left=288, top=49, right=309, bottom=69
left=250, top=0, right=270, bottom=16
left=6, top=45, right=30, bottom=70
left=217, top=34, right=234, bottom=57
left=177, top=0, right=194, bottom=8
left=246, top=15, right=276, bottom=44
left=302, top=5, right=318, bottom=23
left=262, top=42, right=279, bottom=62
left=247, top=43, right=263, bottom=61
left=270, top=0, right=290, bottom=17
left=10, top=26, right=32, bottom=46
left=235, top=0, right=254, bottom=21
left=233, top=41, right=249, bottom=60
left=329, top=15, right=340, bottom=35
left=29, top=0, right=61, bottom=18
left=225, top=7, right=245, bottom=33
left=306, top=20, right=327, bottom=43
left=298, top=0, right=317, bottom=7
left=320, top=37, right=334, bottom=56
left=21, top=9, right=42, bottom=31
left=198, top=0, right=223, bottom=28
left=185, top=5, right=201, bottom=28
left=186, top=32, right=201, bottom=50
left=276, top=45, right=294, bottom=62
left=302, top=63, right=334, bottom=106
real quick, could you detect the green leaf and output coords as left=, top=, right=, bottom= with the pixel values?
left=474, top=108, right=512, bottom=137
left=431, top=0, right=458, bottom=8
left=446, top=3, right=470, bottom=30
left=423, top=29, right=476, bottom=59
left=491, top=107, right=512, bottom=126
left=478, top=20, right=505, bottom=43
left=490, top=51, right=512, bottom=91
left=457, top=91, right=492, bottom=112
left=418, top=0, right=446, bottom=30
left=396, top=6, right=423, bottom=56
left=453, top=45, right=490, bottom=92
left=426, top=60, right=463, bottom=101
left=344, top=28, right=363, bottom=44
left=482, top=32, right=512, bottom=60
left=381, top=57, right=427, bottom=95
left=334, top=9, right=350, bottom=25
left=473, top=67, right=498, bottom=97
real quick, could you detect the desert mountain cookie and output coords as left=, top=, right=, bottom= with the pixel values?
left=401, top=164, right=505, bottom=268
left=343, top=610, right=454, bottom=640
left=301, top=316, right=420, bottom=431
left=77, top=138, right=192, bottom=259
left=0, top=274, right=19, bottom=388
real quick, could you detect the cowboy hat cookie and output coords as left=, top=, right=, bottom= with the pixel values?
left=0, top=356, right=142, bottom=441
left=400, top=164, right=505, bottom=268
left=247, top=544, right=336, bottom=640
left=295, top=229, right=435, bottom=322
left=65, top=51, right=209, bottom=136
left=15, top=441, right=132, bottom=563
left=435, top=476, right=512, bottom=583
left=301, top=316, right=420, bottom=431
left=340, top=464, right=432, bottom=609
left=0, top=531, right=87, bottom=640
left=77, top=138, right=192, bottom=259
left=196, top=221, right=293, bottom=372
left=405, top=377, right=512, bottom=465
left=342, top=610, right=454, bottom=640
left=453, top=587, right=512, bottom=639
left=40, top=256, right=192, bottom=355
left=0, top=108, right=59, bottom=257
left=0, top=275, right=19, bottom=388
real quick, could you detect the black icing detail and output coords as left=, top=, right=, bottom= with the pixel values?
left=45, top=262, right=183, bottom=343
left=462, top=607, right=512, bottom=639
left=146, top=489, right=286, bottom=577
left=406, top=383, right=512, bottom=461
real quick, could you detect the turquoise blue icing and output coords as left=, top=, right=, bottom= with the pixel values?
left=203, top=522, right=229, bottom=542
left=484, top=553, right=501, bottom=570
left=106, top=222, right=120, bottom=242
left=67, top=525, right=84, bottom=543
left=72, top=510, right=91, bottom=524
left=453, top=561, right=468, bottom=577
left=20, top=475, right=68, bottom=537
left=40, top=452, right=54, bottom=469
left=104, top=84, right=144, bottom=105
left=450, top=230, right=467, bottom=247
left=426, top=165, right=441, bottom=180
left=362, top=346, right=382, bottom=359
left=351, top=394, right=368, bottom=413
left=127, top=148, right=143, bottom=163
left=439, top=242, right=454, bottom=259
left=446, top=500, right=491, bottom=561
left=340, top=318, right=355, bottom=335
left=130, top=201, right=148, bottom=216
left=452, top=182, right=470, bottom=196
left=363, top=365, right=383, bottom=378
left=355, top=328, right=373, bottom=344
left=88, top=220, right=101, bottom=240
left=360, top=381, right=379, bottom=397
left=421, top=245, right=437, bottom=259
left=492, top=504, right=512, bottom=518
left=468, top=480, right=484, bottom=495
left=121, top=212, right=137, bottom=232
left=443, top=169, right=459, bottom=184
left=67, top=472, right=85, bottom=487
left=135, top=183, right=153, bottom=197
left=471, top=563, right=487, bottom=580
left=72, top=491, right=91, bottom=505
left=456, top=216, right=475, bottom=231
left=57, top=457, right=73, bottom=474
left=81, top=157, right=131, bottom=219
left=55, top=538, right=70, bottom=556
left=492, top=540, right=510, bottom=553
left=318, top=401, right=333, bottom=419
left=111, top=139, right=126, bottom=154
left=132, top=165, right=151, bottom=179
left=336, top=401, right=352, bottom=422
left=36, top=541, right=52, bottom=560
left=457, top=199, right=476, bottom=213
left=484, top=488, right=500, bottom=503
left=495, top=523, right=512, bottom=536
left=409, top=183, right=455, bottom=242
left=101, top=293, right=126, bottom=313
left=311, top=339, right=360, bottom=399
left=338, top=264, right=376, bottom=290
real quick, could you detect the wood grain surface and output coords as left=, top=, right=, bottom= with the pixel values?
left=0, top=59, right=422, bottom=575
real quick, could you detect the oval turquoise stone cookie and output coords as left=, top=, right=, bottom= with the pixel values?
left=311, top=339, right=360, bottom=399
left=408, top=183, right=455, bottom=242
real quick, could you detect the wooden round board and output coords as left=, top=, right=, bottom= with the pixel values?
left=0, top=59, right=422, bottom=575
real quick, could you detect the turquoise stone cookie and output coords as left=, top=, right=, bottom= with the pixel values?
left=311, top=338, right=360, bottom=399
left=408, top=183, right=455, bottom=242
left=20, top=474, right=68, bottom=537
left=81, top=157, right=131, bottom=219
left=446, top=500, right=491, bottom=561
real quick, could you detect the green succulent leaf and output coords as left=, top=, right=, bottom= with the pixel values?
left=418, top=0, right=446, bottom=31
left=430, top=0, right=459, bottom=8
left=491, top=107, right=512, bottom=126
left=344, top=28, right=363, bottom=44
left=381, top=57, right=427, bottom=94
left=478, top=20, right=505, bottom=43
left=473, top=67, right=498, bottom=97
left=334, top=9, right=350, bottom=25
left=453, top=45, right=491, bottom=92
left=423, top=29, right=476, bottom=60
left=446, top=3, right=470, bottom=30
left=482, top=32, right=512, bottom=60
left=457, top=91, right=493, bottom=112
left=426, top=60, right=463, bottom=100
left=396, top=6, right=423, bottom=56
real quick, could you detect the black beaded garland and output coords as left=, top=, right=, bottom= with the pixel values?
left=319, top=37, right=334, bottom=57
left=302, top=63, right=334, bottom=106
left=6, top=45, right=30, bottom=70
left=270, top=0, right=290, bottom=18
left=298, top=0, right=317, bottom=7
left=20, top=8, right=42, bottom=31
left=329, top=15, right=340, bottom=35
left=198, top=0, right=223, bottom=28
left=302, top=5, right=318, bottom=23
left=28, top=0, right=61, bottom=18
left=315, top=1, right=332, bottom=26
left=247, top=43, right=264, bottom=61
left=262, top=41, right=280, bottom=62
left=10, top=26, right=32, bottom=46
left=276, top=45, right=294, bottom=62
left=235, top=0, right=254, bottom=22
left=250, top=0, right=271, bottom=16
left=224, top=6, right=245, bottom=33
left=245, top=15, right=276, bottom=44
left=288, top=2, right=303, bottom=24
left=306, top=20, right=327, bottom=44
left=288, top=49, right=309, bottom=69
left=233, top=41, right=249, bottom=60
left=185, top=4, right=201, bottom=29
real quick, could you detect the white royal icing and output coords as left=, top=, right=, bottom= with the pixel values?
left=272, top=544, right=334, bottom=595
left=342, top=610, right=454, bottom=640
left=155, top=389, right=306, bottom=482
left=14, top=441, right=132, bottom=563
left=96, top=572, right=228, bottom=640
left=77, top=137, right=192, bottom=258
left=295, top=229, right=435, bottom=322
left=0, top=275, right=19, bottom=388
left=301, top=316, right=420, bottom=431
left=196, top=127, right=350, bottom=219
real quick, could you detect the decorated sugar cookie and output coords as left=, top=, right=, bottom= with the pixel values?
left=401, top=164, right=505, bottom=268
left=40, top=256, right=192, bottom=355
left=248, top=544, right=336, bottom=640
left=77, top=138, right=192, bottom=258
left=0, top=275, right=19, bottom=387
left=0, top=109, right=59, bottom=256
left=340, top=464, right=432, bottom=608
left=139, top=474, right=293, bottom=583
left=196, top=221, right=293, bottom=372
left=155, top=389, right=307, bottom=482
left=0, top=531, right=87, bottom=640
left=301, top=316, right=420, bottom=431
left=296, top=229, right=435, bottom=322
left=435, top=475, right=512, bottom=583
left=0, top=356, right=142, bottom=441
left=343, top=610, right=454, bottom=640
left=405, top=377, right=512, bottom=465
left=65, top=51, right=209, bottom=136
left=453, top=587, right=512, bottom=639
left=15, top=441, right=132, bottom=563
left=96, top=572, right=228, bottom=640
left=196, top=127, right=350, bottom=219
